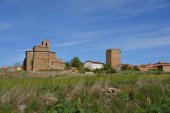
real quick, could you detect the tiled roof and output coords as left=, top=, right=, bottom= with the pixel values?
left=138, top=61, right=170, bottom=68
left=84, top=60, right=104, bottom=65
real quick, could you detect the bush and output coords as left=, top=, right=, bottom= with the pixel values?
left=106, top=68, right=116, bottom=74
left=121, top=64, right=132, bottom=71
left=93, top=69, right=103, bottom=74
left=133, top=66, right=140, bottom=71
left=103, top=64, right=112, bottom=71
left=83, top=68, right=92, bottom=72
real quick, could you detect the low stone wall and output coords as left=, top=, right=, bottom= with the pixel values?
left=0, top=70, right=74, bottom=78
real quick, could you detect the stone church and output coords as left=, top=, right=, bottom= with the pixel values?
left=24, top=40, right=65, bottom=71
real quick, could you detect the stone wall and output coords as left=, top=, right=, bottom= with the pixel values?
left=162, top=66, right=170, bottom=72
left=33, top=46, right=50, bottom=51
left=50, top=62, right=65, bottom=70
left=49, top=52, right=57, bottom=65
left=33, top=52, right=49, bottom=71
left=26, top=51, right=33, bottom=70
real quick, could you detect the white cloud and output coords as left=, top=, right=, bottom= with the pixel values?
left=67, top=0, right=169, bottom=14
left=81, top=28, right=170, bottom=52
left=59, top=30, right=109, bottom=38
left=0, top=22, right=11, bottom=30
left=161, top=27, right=170, bottom=31
left=121, top=36, right=170, bottom=51
left=57, top=40, right=91, bottom=47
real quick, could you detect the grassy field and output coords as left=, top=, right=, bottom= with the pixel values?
left=0, top=71, right=170, bottom=113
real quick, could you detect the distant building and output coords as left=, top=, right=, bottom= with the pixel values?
left=24, top=40, right=65, bottom=71
left=106, top=49, right=121, bottom=68
left=137, top=61, right=170, bottom=72
left=12, top=66, right=22, bottom=71
left=0, top=66, right=22, bottom=71
left=0, top=66, right=12, bottom=71
left=84, top=61, right=104, bottom=70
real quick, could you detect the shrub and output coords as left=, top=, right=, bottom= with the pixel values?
left=106, top=68, right=116, bottom=74
left=83, top=68, right=92, bottom=72
left=133, top=66, right=140, bottom=71
left=103, top=64, right=112, bottom=71
left=121, top=64, right=132, bottom=71
left=93, top=69, right=103, bottom=74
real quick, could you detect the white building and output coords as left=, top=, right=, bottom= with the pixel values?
left=84, top=61, right=104, bottom=70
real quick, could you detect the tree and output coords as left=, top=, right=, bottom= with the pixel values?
left=65, top=62, right=72, bottom=69
left=70, top=57, right=83, bottom=71
left=22, top=59, right=26, bottom=70
left=14, top=62, right=22, bottom=66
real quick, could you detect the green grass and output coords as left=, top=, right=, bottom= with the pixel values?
left=0, top=72, right=170, bottom=113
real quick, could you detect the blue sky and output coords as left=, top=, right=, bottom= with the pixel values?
left=0, top=0, right=170, bottom=66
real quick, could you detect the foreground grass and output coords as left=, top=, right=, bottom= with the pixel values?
left=0, top=72, right=170, bottom=113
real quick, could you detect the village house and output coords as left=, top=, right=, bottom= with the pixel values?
left=137, top=61, right=170, bottom=72
left=84, top=61, right=104, bottom=70
left=24, top=40, right=65, bottom=71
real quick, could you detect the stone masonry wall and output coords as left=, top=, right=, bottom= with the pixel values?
left=106, top=49, right=121, bottom=68
left=33, top=52, right=49, bottom=71
left=33, top=46, right=50, bottom=51
left=163, top=66, right=170, bottom=72
left=25, top=40, right=65, bottom=71
left=49, top=52, right=56, bottom=65
left=26, top=51, right=33, bottom=71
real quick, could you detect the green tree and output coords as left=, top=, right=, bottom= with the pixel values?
left=70, top=57, right=83, bottom=71
left=65, top=62, right=72, bottom=69
left=14, top=62, right=22, bottom=66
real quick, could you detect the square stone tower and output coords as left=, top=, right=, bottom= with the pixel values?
left=106, top=49, right=121, bottom=68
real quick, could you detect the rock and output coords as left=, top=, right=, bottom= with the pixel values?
left=43, top=95, right=57, bottom=104
left=147, top=97, right=151, bottom=104
left=105, top=88, right=121, bottom=95
left=18, top=104, right=26, bottom=113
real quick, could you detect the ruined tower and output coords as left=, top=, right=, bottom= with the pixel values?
left=106, top=49, right=121, bottom=68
